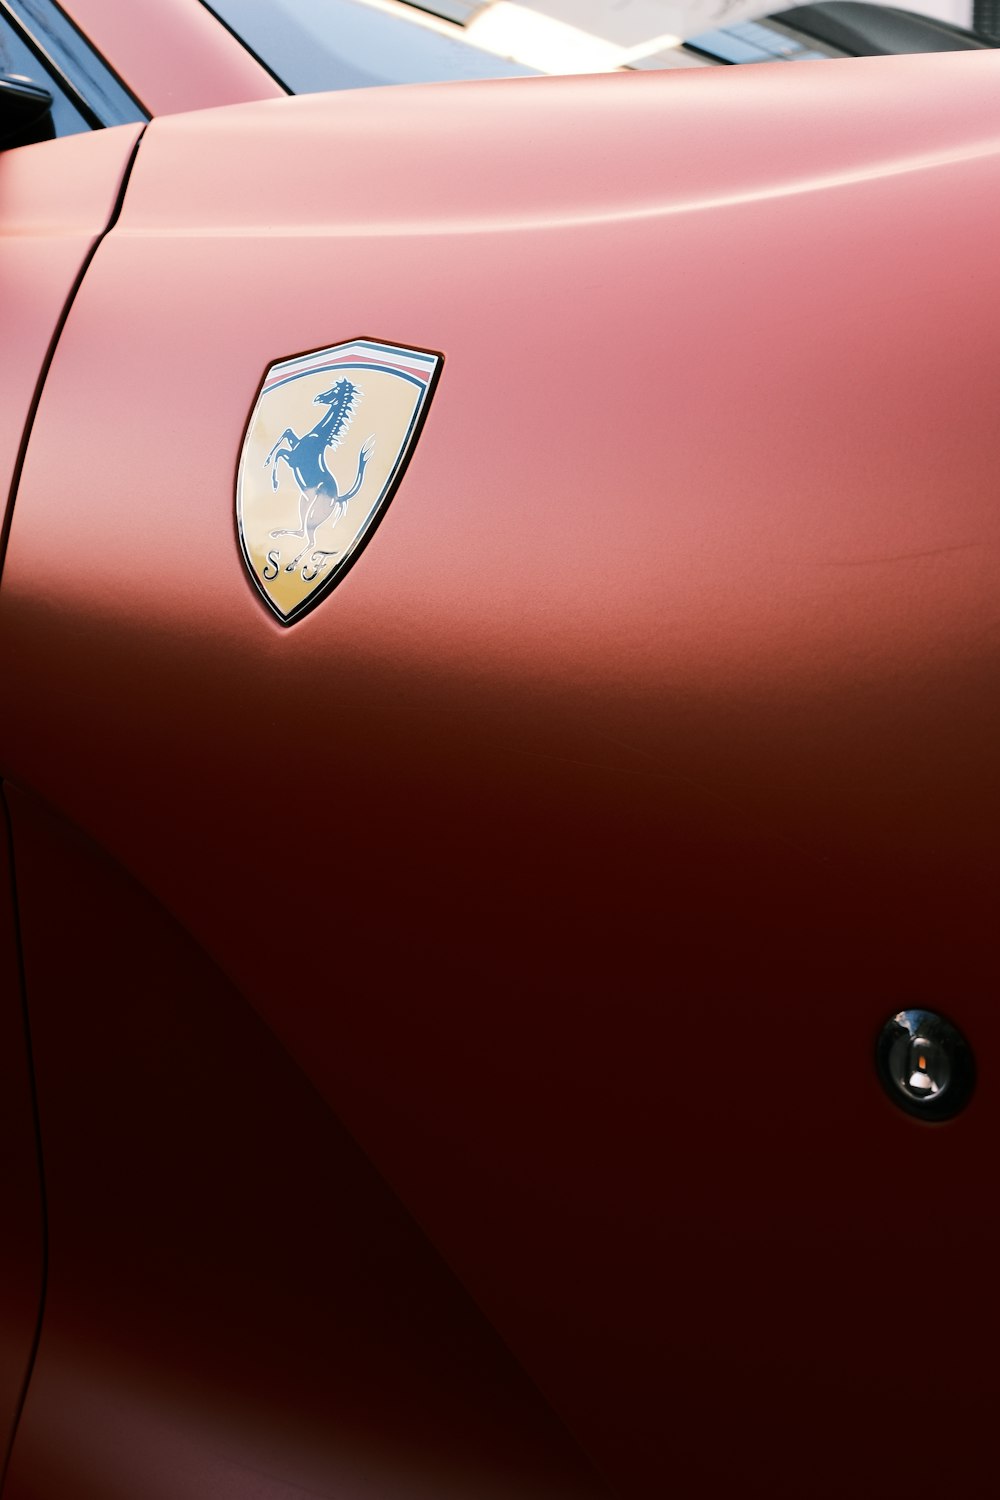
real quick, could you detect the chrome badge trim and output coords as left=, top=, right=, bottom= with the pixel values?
left=237, top=338, right=442, bottom=624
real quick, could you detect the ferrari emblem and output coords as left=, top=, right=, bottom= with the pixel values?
left=237, top=338, right=441, bottom=623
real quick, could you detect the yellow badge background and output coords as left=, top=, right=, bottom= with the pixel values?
left=238, top=365, right=424, bottom=621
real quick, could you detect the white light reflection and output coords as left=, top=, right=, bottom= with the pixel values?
left=465, top=2, right=642, bottom=73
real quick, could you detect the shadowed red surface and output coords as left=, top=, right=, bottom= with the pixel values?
left=0, top=796, right=42, bottom=1477
left=1, top=54, right=999, bottom=1498
left=3, top=785, right=605, bottom=1500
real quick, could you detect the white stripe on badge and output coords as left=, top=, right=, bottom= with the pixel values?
left=266, top=341, right=437, bottom=389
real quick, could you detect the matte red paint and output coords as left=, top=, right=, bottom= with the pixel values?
left=0, top=124, right=142, bottom=543
left=2, top=55, right=1000, bottom=1499
left=57, top=0, right=284, bottom=116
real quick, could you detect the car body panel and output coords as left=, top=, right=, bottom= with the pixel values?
left=52, top=0, right=283, bottom=115
left=2, top=783, right=606, bottom=1500
left=0, top=122, right=142, bottom=543
left=1, top=56, right=999, bottom=1494
left=0, top=797, right=42, bottom=1479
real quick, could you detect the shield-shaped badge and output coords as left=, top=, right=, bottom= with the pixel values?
left=237, top=338, right=442, bottom=624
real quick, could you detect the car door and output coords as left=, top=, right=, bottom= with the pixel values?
left=1, top=48, right=999, bottom=1500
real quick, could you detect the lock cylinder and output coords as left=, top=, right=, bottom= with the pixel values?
left=876, top=1009, right=975, bottom=1121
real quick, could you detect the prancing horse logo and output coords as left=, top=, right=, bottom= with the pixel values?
left=264, top=377, right=375, bottom=578
left=236, top=339, right=443, bottom=625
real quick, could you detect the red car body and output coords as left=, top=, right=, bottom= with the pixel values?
left=2, top=2, right=999, bottom=1494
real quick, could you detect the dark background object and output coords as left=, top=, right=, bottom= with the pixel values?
left=780, top=1, right=997, bottom=52
left=973, top=0, right=1000, bottom=39
left=0, top=73, right=52, bottom=147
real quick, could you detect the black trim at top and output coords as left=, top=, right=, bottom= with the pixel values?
left=1, top=0, right=147, bottom=127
